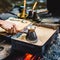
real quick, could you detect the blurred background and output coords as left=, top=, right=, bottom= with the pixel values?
left=0, top=0, right=47, bottom=13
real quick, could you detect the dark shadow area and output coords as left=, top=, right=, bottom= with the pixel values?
left=47, top=0, right=60, bottom=17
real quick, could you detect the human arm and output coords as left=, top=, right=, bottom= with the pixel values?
left=0, top=20, right=18, bottom=34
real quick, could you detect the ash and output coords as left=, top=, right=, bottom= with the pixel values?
left=42, top=34, right=60, bottom=60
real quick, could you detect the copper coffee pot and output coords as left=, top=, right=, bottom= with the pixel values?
left=26, top=26, right=37, bottom=43
left=20, top=26, right=38, bottom=43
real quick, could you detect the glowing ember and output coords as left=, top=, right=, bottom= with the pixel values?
left=24, top=53, right=41, bottom=60
left=24, top=53, right=33, bottom=60
left=31, top=56, right=36, bottom=60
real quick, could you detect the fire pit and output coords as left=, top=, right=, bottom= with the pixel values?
left=11, top=25, right=58, bottom=58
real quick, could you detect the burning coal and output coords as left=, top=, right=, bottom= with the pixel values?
left=15, top=53, right=41, bottom=60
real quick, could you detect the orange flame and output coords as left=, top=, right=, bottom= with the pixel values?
left=24, top=53, right=41, bottom=60
left=24, top=53, right=33, bottom=60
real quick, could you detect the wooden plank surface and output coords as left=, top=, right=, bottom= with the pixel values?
left=6, top=19, right=31, bottom=31
left=16, top=26, right=56, bottom=46
left=0, top=27, right=5, bottom=32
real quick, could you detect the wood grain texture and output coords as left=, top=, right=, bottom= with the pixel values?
left=6, top=18, right=31, bottom=31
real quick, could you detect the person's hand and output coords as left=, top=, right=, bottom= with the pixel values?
left=0, top=20, right=19, bottom=34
